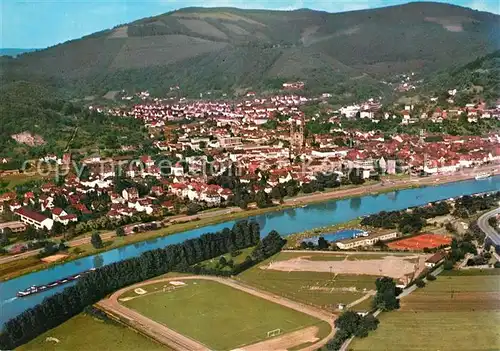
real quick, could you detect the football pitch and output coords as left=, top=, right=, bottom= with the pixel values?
left=121, top=279, right=330, bottom=350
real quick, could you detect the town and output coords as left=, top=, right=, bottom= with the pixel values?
left=1, top=2, right=500, bottom=351
left=1, top=84, right=499, bottom=257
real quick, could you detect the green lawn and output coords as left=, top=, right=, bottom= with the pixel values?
left=351, top=270, right=500, bottom=351
left=18, top=313, right=167, bottom=351
left=349, top=296, right=374, bottom=312
left=198, top=246, right=255, bottom=271
left=237, top=256, right=377, bottom=311
left=0, top=173, right=44, bottom=189
left=122, top=279, right=330, bottom=350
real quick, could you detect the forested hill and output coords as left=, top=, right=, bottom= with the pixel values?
left=1, top=2, right=499, bottom=98
left=426, top=50, right=500, bottom=105
left=0, top=82, right=147, bottom=162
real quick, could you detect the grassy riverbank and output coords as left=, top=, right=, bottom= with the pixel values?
left=284, top=219, right=363, bottom=248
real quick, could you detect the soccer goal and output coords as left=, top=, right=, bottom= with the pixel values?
left=266, top=328, right=282, bottom=338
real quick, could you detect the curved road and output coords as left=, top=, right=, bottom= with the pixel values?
left=97, top=276, right=336, bottom=351
left=478, top=207, right=500, bottom=245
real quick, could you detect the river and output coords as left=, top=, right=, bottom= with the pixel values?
left=0, top=176, right=498, bottom=325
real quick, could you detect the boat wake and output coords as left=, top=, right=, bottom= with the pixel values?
left=1, top=297, right=18, bottom=305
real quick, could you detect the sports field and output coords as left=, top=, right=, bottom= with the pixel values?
left=18, top=313, right=167, bottom=351
left=120, top=279, right=330, bottom=350
left=238, top=252, right=381, bottom=312
left=351, top=269, right=500, bottom=351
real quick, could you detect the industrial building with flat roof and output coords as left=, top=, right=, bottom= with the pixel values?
left=336, top=231, right=398, bottom=250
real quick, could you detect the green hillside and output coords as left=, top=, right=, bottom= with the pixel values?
left=0, top=81, right=146, bottom=162
left=426, top=50, right=500, bottom=105
left=1, top=2, right=499, bottom=98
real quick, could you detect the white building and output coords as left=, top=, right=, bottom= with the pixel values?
left=336, top=231, right=397, bottom=250
left=14, top=207, right=54, bottom=231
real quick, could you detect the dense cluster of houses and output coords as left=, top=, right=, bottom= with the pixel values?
left=101, top=93, right=308, bottom=128
left=2, top=88, right=499, bottom=237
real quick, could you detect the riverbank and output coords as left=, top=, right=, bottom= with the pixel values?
left=284, top=219, right=364, bottom=248
left=0, top=165, right=496, bottom=281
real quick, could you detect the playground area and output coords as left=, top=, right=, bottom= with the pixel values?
left=387, top=234, right=452, bottom=250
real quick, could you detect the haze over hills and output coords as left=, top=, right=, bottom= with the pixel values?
left=1, top=2, right=499, bottom=98
left=0, top=49, right=38, bottom=57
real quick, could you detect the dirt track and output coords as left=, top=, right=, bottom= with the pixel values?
left=97, top=276, right=336, bottom=351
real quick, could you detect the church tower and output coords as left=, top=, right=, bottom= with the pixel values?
left=290, top=118, right=304, bottom=151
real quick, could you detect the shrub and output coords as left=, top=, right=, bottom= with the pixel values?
left=116, top=227, right=125, bottom=237
left=90, top=232, right=103, bottom=249
left=443, top=259, right=454, bottom=270
left=415, top=279, right=426, bottom=288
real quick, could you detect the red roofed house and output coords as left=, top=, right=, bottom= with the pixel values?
left=122, top=187, right=139, bottom=202
left=140, top=155, right=155, bottom=167
left=57, top=214, right=78, bottom=225
left=52, top=208, right=67, bottom=220
left=73, top=203, right=91, bottom=215
left=14, top=207, right=54, bottom=230
left=161, top=201, right=175, bottom=212
left=425, top=252, right=446, bottom=268
left=0, top=192, right=16, bottom=203
left=150, top=186, right=164, bottom=196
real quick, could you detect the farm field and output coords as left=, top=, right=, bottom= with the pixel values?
left=0, top=173, right=44, bottom=190
left=18, top=313, right=167, bottom=351
left=351, top=269, right=500, bottom=351
left=121, top=279, right=330, bottom=350
left=237, top=252, right=380, bottom=312
left=351, top=311, right=500, bottom=351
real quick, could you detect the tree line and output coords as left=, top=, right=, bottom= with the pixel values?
left=327, top=276, right=398, bottom=350
left=179, top=230, right=286, bottom=276
left=360, top=201, right=451, bottom=234
left=327, top=311, right=380, bottom=350
left=453, top=192, right=500, bottom=219
left=0, top=220, right=286, bottom=349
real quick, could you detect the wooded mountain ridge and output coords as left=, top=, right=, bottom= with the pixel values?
left=1, top=2, right=499, bottom=97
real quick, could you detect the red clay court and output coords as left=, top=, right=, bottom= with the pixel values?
left=387, top=234, right=452, bottom=250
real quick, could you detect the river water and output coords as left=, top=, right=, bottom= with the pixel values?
left=0, top=176, right=498, bottom=325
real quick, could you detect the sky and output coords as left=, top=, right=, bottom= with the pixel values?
left=1, top=0, right=499, bottom=48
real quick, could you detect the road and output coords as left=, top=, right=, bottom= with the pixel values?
left=0, top=208, right=242, bottom=265
left=477, top=207, right=500, bottom=246
left=340, top=265, right=445, bottom=351
left=283, top=163, right=498, bottom=206
left=98, top=275, right=336, bottom=351
left=0, top=230, right=117, bottom=265
left=1, top=164, right=497, bottom=267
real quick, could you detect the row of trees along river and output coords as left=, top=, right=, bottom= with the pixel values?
left=0, top=220, right=285, bottom=349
